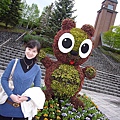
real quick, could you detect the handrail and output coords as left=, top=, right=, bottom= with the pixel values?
left=15, top=32, right=26, bottom=41
left=0, top=38, right=12, bottom=47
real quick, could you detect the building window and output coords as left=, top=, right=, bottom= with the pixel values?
left=108, top=4, right=114, bottom=10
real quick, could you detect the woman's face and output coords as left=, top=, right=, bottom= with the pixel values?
left=25, top=47, right=38, bottom=59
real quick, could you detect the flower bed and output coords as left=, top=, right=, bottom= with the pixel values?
left=35, top=94, right=108, bottom=120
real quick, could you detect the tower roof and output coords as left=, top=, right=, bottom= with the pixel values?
left=103, top=0, right=118, bottom=3
left=109, top=0, right=118, bottom=3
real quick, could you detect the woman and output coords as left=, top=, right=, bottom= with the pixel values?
left=0, top=40, right=42, bottom=120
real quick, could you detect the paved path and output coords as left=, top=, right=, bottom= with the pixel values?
left=80, top=89, right=120, bottom=120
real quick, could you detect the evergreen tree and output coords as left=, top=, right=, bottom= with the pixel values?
left=0, top=0, right=22, bottom=28
left=26, top=3, right=40, bottom=29
left=40, top=0, right=76, bottom=38
left=39, top=3, right=54, bottom=36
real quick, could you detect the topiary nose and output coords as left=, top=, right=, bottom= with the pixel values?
left=70, top=50, right=78, bottom=56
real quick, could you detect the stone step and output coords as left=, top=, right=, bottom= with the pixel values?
left=1, top=45, right=25, bottom=53
left=0, top=51, right=24, bottom=58
left=82, top=86, right=120, bottom=97
left=0, top=57, right=10, bottom=63
left=92, top=75, right=120, bottom=84
left=91, top=78, right=120, bottom=87
left=84, top=80, right=119, bottom=91
left=1, top=49, right=24, bottom=55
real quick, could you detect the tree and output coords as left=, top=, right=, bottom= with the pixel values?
left=0, top=0, right=22, bottom=28
left=103, top=26, right=120, bottom=50
left=40, top=0, right=76, bottom=38
left=20, top=1, right=40, bottom=29
left=26, top=4, right=40, bottom=29
left=39, top=3, right=54, bottom=36
left=19, top=0, right=28, bottom=27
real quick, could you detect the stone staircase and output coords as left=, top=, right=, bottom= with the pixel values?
left=0, top=34, right=120, bottom=97
left=83, top=71, right=120, bottom=97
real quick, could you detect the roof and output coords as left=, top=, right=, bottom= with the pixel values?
left=103, top=0, right=118, bottom=3
left=109, top=0, right=118, bottom=3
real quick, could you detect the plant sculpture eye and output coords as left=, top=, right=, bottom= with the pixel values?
left=79, top=39, right=92, bottom=58
left=58, top=33, right=75, bottom=53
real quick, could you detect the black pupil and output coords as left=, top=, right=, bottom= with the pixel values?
left=81, top=43, right=89, bottom=53
left=62, top=38, right=72, bottom=48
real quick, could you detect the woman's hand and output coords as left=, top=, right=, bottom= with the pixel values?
left=17, top=95, right=29, bottom=102
left=10, top=94, right=21, bottom=103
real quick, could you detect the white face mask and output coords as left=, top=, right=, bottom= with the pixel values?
left=25, top=47, right=38, bottom=59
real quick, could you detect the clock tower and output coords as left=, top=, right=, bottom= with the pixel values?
left=93, top=0, right=118, bottom=48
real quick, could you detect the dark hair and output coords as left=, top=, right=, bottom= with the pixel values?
left=25, top=40, right=41, bottom=53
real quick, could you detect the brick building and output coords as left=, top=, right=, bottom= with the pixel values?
left=93, top=0, right=118, bottom=48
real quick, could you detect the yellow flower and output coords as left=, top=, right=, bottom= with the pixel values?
left=85, top=96, right=88, bottom=99
left=50, top=104, right=54, bottom=108
left=95, top=105, right=98, bottom=109
left=57, top=116, right=61, bottom=119
left=44, top=118, right=48, bottom=120
left=44, top=106, right=48, bottom=109
left=56, top=103, right=59, bottom=106
left=57, top=110, right=61, bottom=113
left=91, top=101, right=98, bottom=108
left=37, top=109, right=41, bottom=112
left=35, top=116, right=39, bottom=120
left=43, top=114, right=48, bottom=117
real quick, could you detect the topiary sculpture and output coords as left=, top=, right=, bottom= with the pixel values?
left=39, top=18, right=96, bottom=109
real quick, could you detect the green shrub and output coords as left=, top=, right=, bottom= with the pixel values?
left=34, top=29, right=41, bottom=35
left=23, top=34, right=53, bottom=48
left=42, top=47, right=53, bottom=55
left=51, top=64, right=80, bottom=99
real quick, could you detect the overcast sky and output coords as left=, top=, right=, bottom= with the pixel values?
left=25, top=0, right=120, bottom=28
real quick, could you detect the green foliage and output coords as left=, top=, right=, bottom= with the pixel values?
left=100, top=46, right=120, bottom=62
left=20, top=0, right=40, bottom=29
left=23, top=34, right=53, bottom=48
left=108, top=51, right=120, bottom=62
left=70, top=28, right=87, bottom=51
left=85, top=67, right=96, bottom=78
left=38, top=49, right=46, bottom=61
left=34, top=29, right=41, bottom=35
left=42, top=47, right=53, bottom=55
left=0, top=0, right=22, bottom=28
left=51, top=64, right=80, bottom=99
left=39, top=3, right=54, bottom=37
left=103, top=26, right=120, bottom=50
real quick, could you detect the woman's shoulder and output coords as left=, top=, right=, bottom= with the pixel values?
left=9, top=58, right=19, bottom=64
left=10, top=58, right=19, bottom=62
left=8, top=59, right=15, bottom=65
left=34, top=63, right=41, bottom=71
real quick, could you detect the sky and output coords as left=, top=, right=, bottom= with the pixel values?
left=25, top=0, right=120, bottom=28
